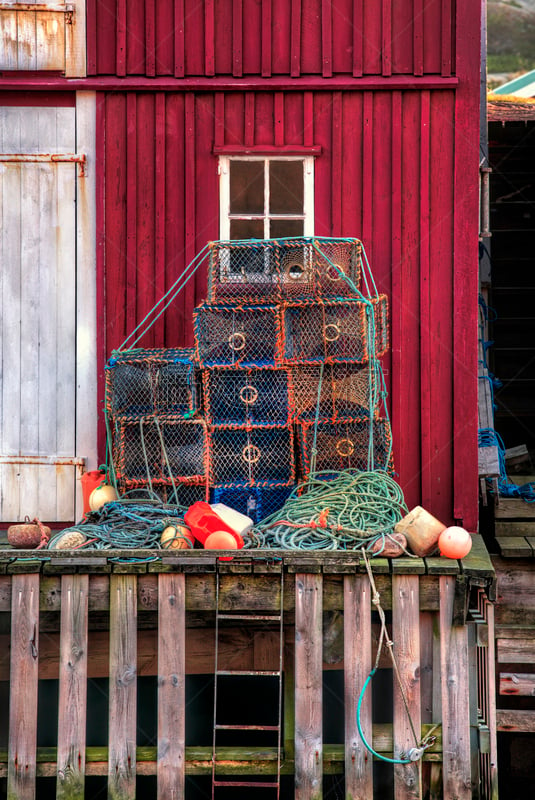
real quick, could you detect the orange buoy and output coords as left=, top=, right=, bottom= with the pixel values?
left=204, top=531, right=239, bottom=550
left=161, top=524, right=194, bottom=550
left=438, top=526, right=472, bottom=559
left=89, top=484, right=118, bottom=511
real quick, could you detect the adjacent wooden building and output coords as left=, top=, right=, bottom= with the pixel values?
left=0, top=2, right=492, bottom=799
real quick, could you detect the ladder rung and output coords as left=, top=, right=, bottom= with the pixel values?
left=217, top=613, right=282, bottom=621
left=216, top=669, right=281, bottom=677
left=213, top=780, right=279, bottom=788
left=215, top=723, right=280, bottom=731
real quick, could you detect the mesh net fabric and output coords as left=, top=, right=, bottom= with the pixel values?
left=105, top=348, right=197, bottom=418
left=207, top=238, right=362, bottom=303
left=113, top=416, right=207, bottom=485
left=213, top=485, right=294, bottom=524
left=208, top=425, right=295, bottom=488
left=297, top=417, right=394, bottom=479
left=193, top=303, right=282, bottom=368
left=203, top=367, right=292, bottom=426
left=291, top=362, right=376, bottom=422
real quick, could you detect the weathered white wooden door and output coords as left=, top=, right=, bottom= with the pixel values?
left=0, top=104, right=92, bottom=522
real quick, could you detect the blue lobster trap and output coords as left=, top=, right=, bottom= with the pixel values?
left=105, top=347, right=198, bottom=418
left=193, top=302, right=282, bottom=368
left=202, top=367, right=293, bottom=427
left=213, top=485, right=294, bottom=524
left=208, top=424, right=295, bottom=488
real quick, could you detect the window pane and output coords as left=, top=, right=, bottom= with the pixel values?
left=270, top=161, right=303, bottom=214
left=230, top=219, right=265, bottom=240
left=230, top=161, right=264, bottom=214
left=270, top=219, right=304, bottom=238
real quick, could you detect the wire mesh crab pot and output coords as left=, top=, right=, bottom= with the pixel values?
left=282, top=295, right=389, bottom=365
left=291, top=362, right=378, bottom=423
left=193, top=302, right=283, bottom=368
left=296, top=417, right=394, bottom=479
left=202, top=367, right=293, bottom=427
left=113, top=416, right=207, bottom=486
left=207, top=237, right=362, bottom=303
left=105, top=347, right=198, bottom=418
left=208, top=424, right=295, bottom=488
left=212, top=485, right=294, bottom=524
left=116, top=480, right=210, bottom=506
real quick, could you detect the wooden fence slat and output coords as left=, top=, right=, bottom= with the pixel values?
left=439, top=575, right=471, bottom=799
left=108, top=575, right=138, bottom=799
left=392, top=574, right=422, bottom=798
left=344, top=574, right=373, bottom=798
left=295, top=573, right=322, bottom=799
left=157, top=574, right=185, bottom=799
left=8, top=573, right=40, bottom=800
left=56, top=575, right=89, bottom=800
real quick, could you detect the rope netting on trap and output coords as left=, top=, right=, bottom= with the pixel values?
left=75, top=237, right=400, bottom=552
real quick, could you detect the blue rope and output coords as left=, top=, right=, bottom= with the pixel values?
left=479, top=428, right=535, bottom=501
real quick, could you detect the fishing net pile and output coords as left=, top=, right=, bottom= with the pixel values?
left=99, top=237, right=398, bottom=549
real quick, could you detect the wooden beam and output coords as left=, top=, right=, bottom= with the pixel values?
left=56, top=575, right=88, bottom=800
left=294, top=573, right=322, bottom=799
left=344, top=574, right=373, bottom=799
left=157, top=573, right=185, bottom=799
left=8, top=574, right=40, bottom=800
left=439, top=576, right=471, bottom=799
left=108, top=575, right=137, bottom=798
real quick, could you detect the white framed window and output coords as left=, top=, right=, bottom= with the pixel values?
left=219, top=156, right=315, bottom=240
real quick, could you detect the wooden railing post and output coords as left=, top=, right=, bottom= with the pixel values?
left=295, top=572, right=322, bottom=799
left=57, top=574, right=89, bottom=800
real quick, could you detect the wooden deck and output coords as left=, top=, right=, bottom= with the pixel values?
left=0, top=539, right=496, bottom=799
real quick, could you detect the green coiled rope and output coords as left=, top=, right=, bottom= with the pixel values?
left=248, top=469, right=409, bottom=551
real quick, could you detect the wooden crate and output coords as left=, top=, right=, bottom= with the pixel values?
left=0, top=541, right=495, bottom=799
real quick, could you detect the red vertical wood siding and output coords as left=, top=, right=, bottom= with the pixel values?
left=87, top=0, right=458, bottom=77
left=98, top=85, right=473, bottom=525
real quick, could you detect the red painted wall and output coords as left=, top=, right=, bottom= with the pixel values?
left=92, top=0, right=481, bottom=530
left=98, top=84, right=480, bottom=529
left=87, top=0, right=456, bottom=78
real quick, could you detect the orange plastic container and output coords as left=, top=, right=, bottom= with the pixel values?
left=80, top=470, right=105, bottom=515
left=184, top=501, right=244, bottom=549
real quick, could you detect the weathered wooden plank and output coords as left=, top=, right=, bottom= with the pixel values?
left=496, top=537, right=533, bottom=559
left=460, top=534, right=495, bottom=578
left=108, top=575, right=137, bottom=799
left=495, top=498, right=535, bottom=519
left=499, top=672, right=535, bottom=696
left=344, top=574, right=373, bottom=798
left=496, top=521, right=535, bottom=538
left=8, top=573, right=40, bottom=800
left=497, top=635, right=535, bottom=664
left=439, top=575, right=471, bottom=799
left=35, top=10, right=65, bottom=70
left=157, top=573, right=185, bottom=799
left=392, top=574, right=421, bottom=798
left=56, top=574, right=89, bottom=800
left=496, top=709, right=535, bottom=733
left=294, top=573, right=322, bottom=799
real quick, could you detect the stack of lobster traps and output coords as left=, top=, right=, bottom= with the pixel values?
left=105, top=237, right=393, bottom=522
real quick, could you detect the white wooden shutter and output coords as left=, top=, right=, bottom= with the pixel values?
left=0, top=1, right=86, bottom=76
left=0, top=106, right=86, bottom=522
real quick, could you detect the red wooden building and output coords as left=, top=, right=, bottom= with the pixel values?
left=0, top=4, right=493, bottom=800
left=0, top=0, right=481, bottom=531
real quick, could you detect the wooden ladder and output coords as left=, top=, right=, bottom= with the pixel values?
left=211, top=562, right=284, bottom=798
